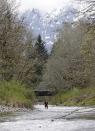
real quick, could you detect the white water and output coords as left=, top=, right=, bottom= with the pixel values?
left=0, top=105, right=95, bottom=131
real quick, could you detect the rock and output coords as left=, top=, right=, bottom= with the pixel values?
left=51, top=119, right=54, bottom=122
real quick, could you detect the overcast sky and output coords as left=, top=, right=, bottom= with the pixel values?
left=17, top=0, right=74, bottom=13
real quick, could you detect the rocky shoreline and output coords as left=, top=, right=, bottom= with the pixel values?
left=0, top=105, right=32, bottom=115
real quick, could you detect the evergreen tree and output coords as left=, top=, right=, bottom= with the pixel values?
left=22, top=34, right=48, bottom=87
left=30, top=35, right=48, bottom=86
left=35, top=34, right=48, bottom=61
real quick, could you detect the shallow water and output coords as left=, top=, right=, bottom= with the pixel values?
left=0, top=105, right=95, bottom=131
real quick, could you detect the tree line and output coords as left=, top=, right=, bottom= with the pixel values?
left=0, top=0, right=95, bottom=106
left=0, top=0, right=48, bottom=107
left=0, top=0, right=48, bottom=87
left=41, top=0, right=95, bottom=92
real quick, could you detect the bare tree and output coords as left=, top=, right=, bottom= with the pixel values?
left=42, top=21, right=95, bottom=91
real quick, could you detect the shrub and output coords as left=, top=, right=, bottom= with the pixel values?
left=0, top=80, right=35, bottom=108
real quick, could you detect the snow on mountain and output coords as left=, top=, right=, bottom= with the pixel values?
left=22, top=6, right=78, bottom=52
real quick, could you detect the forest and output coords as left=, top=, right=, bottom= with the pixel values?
left=0, top=0, right=95, bottom=107
left=0, top=0, right=48, bottom=107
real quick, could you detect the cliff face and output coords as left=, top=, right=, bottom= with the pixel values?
left=22, top=7, right=78, bottom=52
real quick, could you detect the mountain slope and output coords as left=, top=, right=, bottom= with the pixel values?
left=22, top=7, right=78, bottom=51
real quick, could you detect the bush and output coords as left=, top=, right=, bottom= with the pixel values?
left=0, top=80, right=35, bottom=108
left=51, top=87, right=95, bottom=106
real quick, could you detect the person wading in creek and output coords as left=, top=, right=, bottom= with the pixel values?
left=44, top=101, right=48, bottom=109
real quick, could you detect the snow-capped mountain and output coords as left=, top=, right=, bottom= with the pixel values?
left=22, top=7, right=78, bottom=51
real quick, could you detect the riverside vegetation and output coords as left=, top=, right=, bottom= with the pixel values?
left=0, top=0, right=48, bottom=109
left=51, top=87, right=95, bottom=106
left=0, top=81, right=35, bottom=108
left=0, top=0, right=95, bottom=108
left=41, top=0, right=95, bottom=106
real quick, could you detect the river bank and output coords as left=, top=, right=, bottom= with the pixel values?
left=0, top=105, right=95, bottom=131
left=51, top=87, right=95, bottom=106
left=0, top=105, right=33, bottom=115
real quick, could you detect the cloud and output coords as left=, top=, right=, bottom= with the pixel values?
left=17, top=0, right=74, bottom=13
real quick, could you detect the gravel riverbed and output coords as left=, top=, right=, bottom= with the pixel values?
left=0, top=105, right=32, bottom=114
left=0, top=105, right=95, bottom=131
